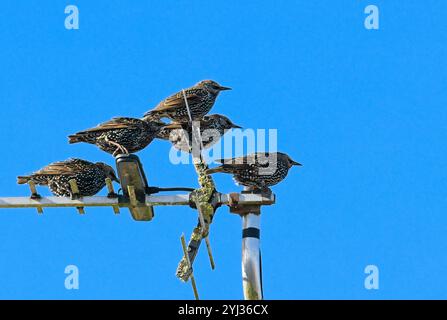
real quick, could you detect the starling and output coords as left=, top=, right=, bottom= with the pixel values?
left=205, top=152, right=302, bottom=190
left=68, top=117, right=165, bottom=156
left=144, top=80, right=231, bottom=122
left=17, top=158, right=119, bottom=197
left=156, top=114, right=241, bottom=152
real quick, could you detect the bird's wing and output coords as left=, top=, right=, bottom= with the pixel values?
left=33, top=159, right=88, bottom=176
left=153, top=91, right=203, bottom=113
left=213, top=155, right=253, bottom=171
left=161, top=122, right=185, bottom=130
left=75, top=117, right=141, bottom=134
left=216, top=154, right=256, bottom=165
left=156, top=122, right=185, bottom=140
left=215, top=153, right=275, bottom=170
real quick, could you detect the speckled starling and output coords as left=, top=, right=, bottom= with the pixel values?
left=144, top=80, right=231, bottom=122
left=205, top=152, right=301, bottom=190
left=68, top=117, right=165, bottom=156
left=17, top=158, right=119, bottom=197
left=156, top=114, right=241, bottom=152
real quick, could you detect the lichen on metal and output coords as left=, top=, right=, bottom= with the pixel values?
left=176, top=156, right=217, bottom=281
left=176, top=226, right=202, bottom=282
left=243, top=282, right=261, bottom=300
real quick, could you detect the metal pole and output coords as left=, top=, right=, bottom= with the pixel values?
left=241, top=212, right=263, bottom=300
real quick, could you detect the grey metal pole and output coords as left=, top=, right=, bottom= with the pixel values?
left=241, top=211, right=263, bottom=300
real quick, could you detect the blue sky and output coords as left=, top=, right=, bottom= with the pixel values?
left=0, top=0, right=446, bottom=299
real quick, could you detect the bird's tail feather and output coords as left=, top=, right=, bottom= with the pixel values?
left=155, top=130, right=170, bottom=140
left=156, top=122, right=183, bottom=140
left=68, top=135, right=82, bottom=144
left=17, top=176, right=31, bottom=184
left=143, top=110, right=161, bottom=121
left=205, top=166, right=226, bottom=174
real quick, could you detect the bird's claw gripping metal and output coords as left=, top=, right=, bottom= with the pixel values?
left=228, top=188, right=274, bottom=215
left=70, top=193, right=81, bottom=200
left=30, top=193, right=41, bottom=200
left=27, top=181, right=43, bottom=214
left=107, top=192, right=118, bottom=199
left=240, top=186, right=272, bottom=196
left=27, top=181, right=41, bottom=200
left=105, top=177, right=119, bottom=199
left=228, top=192, right=261, bottom=215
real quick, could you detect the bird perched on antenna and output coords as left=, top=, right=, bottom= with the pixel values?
left=156, top=114, right=241, bottom=152
left=144, top=80, right=231, bottom=122
left=17, top=158, right=119, bottom=197
left=205, top=152, right=302, bottom=191
left=68, top=117, right=165, bottom=157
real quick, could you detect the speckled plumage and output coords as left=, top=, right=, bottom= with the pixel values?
left=17, top=158, right=118, bottom=197
left=205, top=152, right=301, bottom=190
left=156, top=114, right=241, bottom=152
left=144, top=80, right=231, bottom=122
left=68, top=117, right=165, bottom=156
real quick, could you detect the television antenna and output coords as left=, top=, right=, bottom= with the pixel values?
left=0, top=89, right=278, bottom=300
left=0, top=153, right=274, bottom=300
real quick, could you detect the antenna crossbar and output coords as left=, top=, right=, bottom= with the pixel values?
left=0, top=193, right=274, bottom=210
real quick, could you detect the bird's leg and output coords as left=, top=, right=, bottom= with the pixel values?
left=104, top=136, right=128, bottom=156
left=68, top=186, right=81, bottom=200
left=246, top=184, right=270, bottom=195
left=70, top=192, right=81, bottom=200
left=112, top=146, right=124, bottom=157
left=121, top=145, right=129, bottom=154
left=242, top=185, right=259, bottom=194
left=261, top=186, right=272, bottom=197
left=252, top=181, right=272, bottom=196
